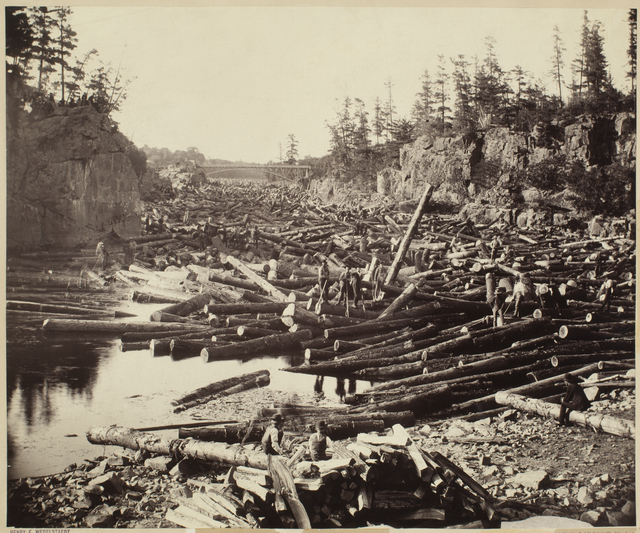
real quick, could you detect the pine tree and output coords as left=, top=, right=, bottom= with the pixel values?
left=433, top=55, right=451, bottom=133
left=571, top=11, right=590, bottom=101
left=384, top=77, right=396, bottom=140
left=627, top=9, right=637, bottom=94
left=28, top=7, right=59, bottom=93
left=53, top=8, right=77, bottom=102
left=353, top=98, right=370, bottom=151
left=550, top=25, right=566, bottom=105
left=6, top=7, right=34, bottom=76
left=584, top=21, right=608, bottom=97
left=412, top=69, right=434, bottom=136
left=286, top=134, right=299, bottom=163
left=451, top=55, right=473, bottom=132
left=372, top=97, right=385, bottom=145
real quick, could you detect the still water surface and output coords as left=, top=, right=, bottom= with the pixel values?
left=6, top=302, right=353, bottom=480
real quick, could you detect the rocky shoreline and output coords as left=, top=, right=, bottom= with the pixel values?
left=8, top=384, right=635, bottom=529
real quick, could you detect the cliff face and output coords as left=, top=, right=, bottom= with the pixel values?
left=381, top=113, right=636, bottom=207
left=6, top=92, right=142, bottom=250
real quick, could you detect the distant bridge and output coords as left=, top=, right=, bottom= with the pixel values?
left=202, top=163, right=311, bottom=183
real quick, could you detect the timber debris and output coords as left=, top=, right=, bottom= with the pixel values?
left=6, top=180, right=636, bottom=528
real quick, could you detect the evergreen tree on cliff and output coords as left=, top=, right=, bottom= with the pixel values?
left=6, top=7, right=34, bottom=76
left=412, top=69, right=434, bottom=136
left=433, top=55, right=451, bottom=133
left=451, top=54, right=473, bottom=132
left=627, top=8, right=637, bottom=95
left=550, top=25, right=566, bottom=105
left=584, top=21, right=608, bottom=98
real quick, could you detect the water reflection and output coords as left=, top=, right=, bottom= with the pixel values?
left=6, top=319, right=367, bottom=479
left=335, top=378, right=346, bottom=402
left=7, top=340, right=102, bottom=427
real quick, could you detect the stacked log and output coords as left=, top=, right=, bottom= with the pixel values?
left=87, top=422, right=498, bottom=528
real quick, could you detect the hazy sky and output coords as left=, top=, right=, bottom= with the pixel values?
left=66, top=5, right=632, bottom=164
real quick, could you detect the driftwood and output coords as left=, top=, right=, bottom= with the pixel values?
left=495, top=391, right=635, bottom=438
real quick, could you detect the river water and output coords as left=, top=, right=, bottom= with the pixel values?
left=6, top=301, right=352, bottom=481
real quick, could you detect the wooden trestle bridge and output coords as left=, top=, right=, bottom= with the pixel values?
left=202, top=163, right=311, bottom=183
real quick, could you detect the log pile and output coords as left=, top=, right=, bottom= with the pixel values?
left=9, top=179, right=635, bottom=427
left=85, top=422, right=500, bottom=528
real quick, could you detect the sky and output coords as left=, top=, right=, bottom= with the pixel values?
left=63, top=4, right=633, bottom=164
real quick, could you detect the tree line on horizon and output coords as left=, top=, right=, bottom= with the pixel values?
left=313, top=9, right=637, bottom=190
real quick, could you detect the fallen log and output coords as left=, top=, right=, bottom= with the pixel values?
left=174, top=373, right=271, bottom=412
left=201, top=330, right=313, bottom=363
left=86, top=426, right=270, bottom=469
left=495, top=391, right=635, bottom=438
left=173, top=370, right=271, bottom=407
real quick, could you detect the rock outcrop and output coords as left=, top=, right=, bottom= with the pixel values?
left=386, top=114, right=635, bottom=208
left=7, top=87, right=142, bottom=250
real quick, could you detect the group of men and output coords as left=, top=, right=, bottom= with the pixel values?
left=318, top=260, right=386, bottom=307
left=261, top=414, right=332, bottom=461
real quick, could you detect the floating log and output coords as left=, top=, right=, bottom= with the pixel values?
left=129, top=289, right=186, bottom=304
left=495, top=391, right=635, bottom=438
left=224, top=255, right=289, bottom=301
left=310, top=300, right=380, bottom=320
left=237, top=326, right=284, bottom=338
left=204, top=301, right=289, bottom=316
left=6, top=300, right=114, bottom=316
left=282, top=303, right=321, bottom=327
left=150, top=338, right=173, bottom=356
left=42, top=318, right=211, bottom=334
left=375, top=283, right=418, bottom=321
left=120, top=341, right=150, bottom=352
left=324, top=316, right=431, bottom=339
left=201, top=330, right=313, bottom=363
left=86, top=426, right=270, bottom=470
left=151, top=292, right=216, bottom=321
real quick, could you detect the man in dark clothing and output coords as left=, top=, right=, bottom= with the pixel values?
left=337, top=267, right=351, bottom=306
left=318, top=260, right=330, bottom=301
left=261, top=414, right=285, bottom=455
left=349, top=268, right=363, bottom=308
left=558, top=373, right=590, bottom=426
left=308, top=420, right=332, bottom=461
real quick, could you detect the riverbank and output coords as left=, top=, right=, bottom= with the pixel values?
left=7, top=383, right=635, bottom=529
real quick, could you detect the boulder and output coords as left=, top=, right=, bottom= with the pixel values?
left=510, top=469, right=549, bottom=490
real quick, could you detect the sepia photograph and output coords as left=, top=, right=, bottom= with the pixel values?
left=5, top=2, right=636, bottom=530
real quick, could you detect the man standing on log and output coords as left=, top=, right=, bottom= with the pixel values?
left=349, top=268, right=363, bottom=308
left=337, top=267, right=351, bottom=306
left=318, top=260, right=330, bottom=302
left=558, top=373, right=590, bottom=426
left=308, top=420, right=332, bottom=461
left=262, top=414, right=285, bottom=455
left=492, top=286, right=508, bottom=327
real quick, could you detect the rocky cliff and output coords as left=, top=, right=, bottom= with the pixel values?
left=6, top=85, right=142, bottom=251
left=382, top=113, right=636, bottom=208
